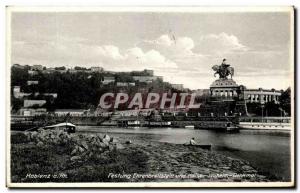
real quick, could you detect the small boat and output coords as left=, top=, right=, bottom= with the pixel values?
left=43, top=122, right=76, bottom=133
left=183, top=144, right=212, bottom=150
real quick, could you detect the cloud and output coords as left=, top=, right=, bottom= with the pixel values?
left=98, top=45, right=124, bottom=60
left=144, top=34, right=198, bottom=57
left=124, top=47, right=178, bottom=69
left=197, top=32, right=248, bottom=55
left=12, top=38, right=177, bottom=71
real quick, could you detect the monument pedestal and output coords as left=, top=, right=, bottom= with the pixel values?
left=210, top=78, right=240, bottom=100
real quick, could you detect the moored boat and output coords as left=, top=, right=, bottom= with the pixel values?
left=183, top=144, right=212, bottom=150
left=238, top=117, right=291, bottom=131
left=43, top=122, right=76, bottom=133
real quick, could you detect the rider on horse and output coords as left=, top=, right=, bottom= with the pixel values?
left=220, top=59, right=230, bottom=78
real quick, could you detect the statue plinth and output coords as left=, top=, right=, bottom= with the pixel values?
left=210, top=78, right=240, bottom=100
left=210, top=78, right=238, bottom=88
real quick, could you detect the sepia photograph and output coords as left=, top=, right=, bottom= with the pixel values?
left=6, top=6, right=294, bottom=188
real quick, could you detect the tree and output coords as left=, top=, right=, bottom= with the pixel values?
left=279, top=87, right=291, bottom=116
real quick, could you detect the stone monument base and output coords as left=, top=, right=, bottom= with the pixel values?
left=210, top=78, right=240, bottom=100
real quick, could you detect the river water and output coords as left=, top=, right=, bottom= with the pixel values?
left=77, top=126, right=291, bottom=181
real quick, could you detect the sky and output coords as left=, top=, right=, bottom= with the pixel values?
left=10, top=10, right=293, bottom=90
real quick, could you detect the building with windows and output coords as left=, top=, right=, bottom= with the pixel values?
left=243, top=88, right=281, bottom=104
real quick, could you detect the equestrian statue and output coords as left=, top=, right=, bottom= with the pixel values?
left=212, top=59, right=234, bottom=79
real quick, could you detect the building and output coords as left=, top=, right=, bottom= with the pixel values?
left=102, top=76, right=115, bottom=85
left=144, top=69, right=154, bottom=76
left=43, top=93, right=58, bottom=98
left=31, top=65, right=43, bottom=71
left=28, top=70, right=38, bottom=76
left=243, top=88, right=281, bottom=104
left=27, top=80, right=39, bottom=86
left=132, top=76, right=158, bottom=83
left=132, top=69, right=154, bottom=76
left=43, top=68, right=55, bottom=74
left=54, top=109, right=87, bottom=116
left=91, top=67, right=104, bottom=72
left=171, top=84, right=184, bottom=91
left=23, top=100, right=46, bottom=108
left=19, top=108, right=47, bottom=116
left=116, top=82, right=136, bottom=87
left=13, top=86, right=31, bottom=99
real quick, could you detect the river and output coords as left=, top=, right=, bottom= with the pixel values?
left=77, top=126, right=291, bottom=181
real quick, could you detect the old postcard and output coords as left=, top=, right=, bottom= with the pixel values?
left=6, top=6, right=294, bottom=188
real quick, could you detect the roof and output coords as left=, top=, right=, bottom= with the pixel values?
left=45, top=122, right=76, bottom=128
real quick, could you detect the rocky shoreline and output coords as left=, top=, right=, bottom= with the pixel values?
left=11, top=131, right=271, bottom=182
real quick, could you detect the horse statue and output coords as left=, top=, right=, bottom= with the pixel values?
left=212, top=64, right=234, bottom=79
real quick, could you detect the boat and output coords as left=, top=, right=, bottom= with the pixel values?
left=193, top=116, right=240, bottom=132
left=43, top=122, right=76, bottom=133
left=238, top=117, right=291, bottom=131
left=183, top=144, right=212, bottom=150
